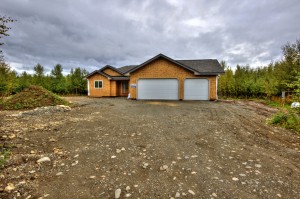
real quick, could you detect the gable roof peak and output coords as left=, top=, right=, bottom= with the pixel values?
left=125, top=53, right=198, bottom=74
left=100, top=65, right=124, bottom=75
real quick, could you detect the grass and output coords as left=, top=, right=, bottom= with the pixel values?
left=220, top=97, right=300, bottom=133
left=0, top=85, right=70, bottom=110
left=270, top=110, right=300, bottom=133
left=0, top=144, right=11, bottom=168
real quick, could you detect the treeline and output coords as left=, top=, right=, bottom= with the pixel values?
left=218, top=39, right=300, bottom=100
left=0, top=61, right=88, bottom=96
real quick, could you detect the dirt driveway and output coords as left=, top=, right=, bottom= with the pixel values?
left=0, top=97, right=300, bottom=199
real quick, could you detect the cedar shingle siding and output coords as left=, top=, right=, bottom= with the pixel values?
left=86, top=54, right=224, bottom=100
left=129, top=58, right=217, bottom=100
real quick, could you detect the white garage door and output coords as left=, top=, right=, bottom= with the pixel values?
left=137, top=79, right=179, bottom=100
left=184, top=79, right=209, bottom=100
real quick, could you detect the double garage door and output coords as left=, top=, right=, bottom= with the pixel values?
left=137, top=79, right=209, bottom=100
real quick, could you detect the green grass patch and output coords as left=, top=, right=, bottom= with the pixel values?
left=270, top=111, right=300, bottom=133
left=0, top=85, right=70, bottom=110
left=0, top=144, right=11, bottom=168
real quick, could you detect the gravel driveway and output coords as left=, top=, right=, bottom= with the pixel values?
left=0, top=97, right=299, bottom=199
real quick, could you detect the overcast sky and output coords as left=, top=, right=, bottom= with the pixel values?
left=1, top=0, right=300, bottom=74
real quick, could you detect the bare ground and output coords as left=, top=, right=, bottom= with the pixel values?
left=0, top=97, right=299, bottom=199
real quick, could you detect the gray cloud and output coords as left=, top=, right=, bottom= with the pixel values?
left=1, top=0, right=300, bottom=74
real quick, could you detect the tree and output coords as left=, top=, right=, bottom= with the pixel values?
left=18, top=71, right=33, bottom=91
left=33, top=63, right=45, bottom=86
left=68, top=67, right=88, bottom=95
left=0, top=15, right=15, bottom=46
left=51, top=64, right=63, bottom=79
left=50, top=64, right=66, bottom=94
left=0, top=61, right=11, bottom=96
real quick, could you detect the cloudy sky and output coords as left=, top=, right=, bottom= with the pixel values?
left=1, top=0, right=300, bottom=74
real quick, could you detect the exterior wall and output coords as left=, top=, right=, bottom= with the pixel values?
left=103, top=68, right=122, bottom=76
left=88, top=74, right=111, bottom=97
left=110, top=81, right=117, bottom=96
left=129, top=58, right=217, bottom=100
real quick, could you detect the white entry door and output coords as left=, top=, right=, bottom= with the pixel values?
left=137, top=79, right=179, bottom=100
left=184, top=79, right=209, bottom=100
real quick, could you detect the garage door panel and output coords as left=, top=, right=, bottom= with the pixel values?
left=184, top=79, right=209, bottom=100
left=138, top=79, right=178, bottom=100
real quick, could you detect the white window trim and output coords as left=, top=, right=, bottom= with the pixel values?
left=94, top=80, right=103, bottom=89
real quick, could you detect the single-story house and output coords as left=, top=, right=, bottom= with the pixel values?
left=86, top=54, right=225, bottom=100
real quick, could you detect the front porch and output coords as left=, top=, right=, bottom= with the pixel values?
left=113, top=80, right=129, bottom=97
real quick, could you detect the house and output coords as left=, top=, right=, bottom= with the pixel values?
left=86, top=54, right=225, bottom=100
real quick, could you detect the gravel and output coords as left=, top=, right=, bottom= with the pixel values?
left=0, top=97, right=299, bottom=199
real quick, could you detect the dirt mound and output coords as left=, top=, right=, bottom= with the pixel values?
left=0, top=85, right=69, bottom=110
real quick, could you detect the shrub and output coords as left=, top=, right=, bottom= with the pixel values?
left=270, top=111, right=300, bottom=132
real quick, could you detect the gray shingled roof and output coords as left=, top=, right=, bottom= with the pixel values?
left=176, top=59, right=224, bottom=74
left=86, top=54, right=224, bottom=78
left=110, top=76, right=130, bottom=80
left=125, top=54, right=224, bottom=75
left=117, top=65, right=138, bottom=74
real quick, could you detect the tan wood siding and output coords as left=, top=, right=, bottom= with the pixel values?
left=88, top=74, right=111, bottom=97
left=129, top=58, right=217, bottom=100
left=110, top=81, right=117, bottom=96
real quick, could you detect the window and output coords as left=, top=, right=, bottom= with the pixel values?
left=121, top=81, right=129, bottom=93
left=94, top=80, right=103, bottom=89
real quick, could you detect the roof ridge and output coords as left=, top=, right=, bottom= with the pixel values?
left=176, top=59, right=216, bottom=61
left=100, top=65, right=125, bottom=75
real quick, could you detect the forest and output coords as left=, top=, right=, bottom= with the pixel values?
left=0, top=61, right=89, bottom=96
left=0, top=40, right=300, bottom=99
left=218, top=39, right=300, bottom=101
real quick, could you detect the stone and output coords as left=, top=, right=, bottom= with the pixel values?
left=212, top=193, right=217, bottom=197
left=160, top=165, right=168, bottom=171
left=89, top=176, right=96, bottom=179
left=37, top=157, right=51, bottom=163
left=115, top=188, right=121, bottom=199
left=8, top=134, right=16, bottom=139
left=142, top=162, right=149, bottom=169
left=255, top=164, right=262, bottom=168
left=125, top=193, right=131, bottom=197
left=188, top=190, right=195, bottom=195
left=175, top=192, right=180, bottom=197
left=126, top=186, right=130, bottom=192
left=111, top=155, right=117, bottom=159
left=56, top=172, right=63, bottom=176
left=5, top=183, right=15, bottom=192
left=116, top=149, right=122, bottom=153
left=232, top=177, right=239, bottom=181
left=121, top=147, right=126, bottom=151
left=72, top=160, right=78, bottom=166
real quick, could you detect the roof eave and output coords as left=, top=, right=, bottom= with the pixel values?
left=100, top=65, right=125, bottom=75
left=194, top=72, right=225, bottom=75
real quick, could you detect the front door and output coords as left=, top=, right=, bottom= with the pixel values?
left=121, top=81, right=129, bottom=94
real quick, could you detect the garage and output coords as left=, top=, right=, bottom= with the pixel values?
left=184, top=79, right=209, bottom=100
left=137, top=79, right=179, bottom=100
